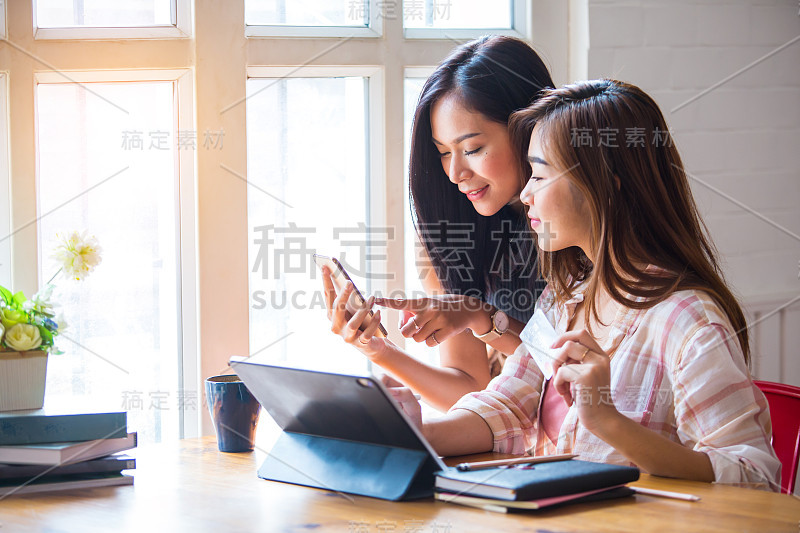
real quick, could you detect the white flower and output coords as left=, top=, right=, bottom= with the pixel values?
left=23, top=284, right=56, bottom=315
left=52, top=231, right=103, bottom=281
left=4, top=323, right=43, bottom=351
left=0, top=322, right=4, bottom=344
left=53, top=312, right=69, bottom=333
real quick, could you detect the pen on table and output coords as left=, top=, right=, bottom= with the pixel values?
left=455, top=453, right=578, bottom=472
left=630, top=486, right=701, bottom=502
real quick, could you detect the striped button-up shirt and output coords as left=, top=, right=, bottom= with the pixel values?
left=451, top=285, right=781, bottom=490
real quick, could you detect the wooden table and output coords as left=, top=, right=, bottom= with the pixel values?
left=0, top=437, right=798, bottom=532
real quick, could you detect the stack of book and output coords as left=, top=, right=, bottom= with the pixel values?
left=0, top=407, right=136, bottom=496
left=435, top=457, right=640, bottom=513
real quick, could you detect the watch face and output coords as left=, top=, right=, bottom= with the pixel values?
left=494, top=310, right=509, bottom=333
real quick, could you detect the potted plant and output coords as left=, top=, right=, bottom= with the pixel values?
left=0, top=231, right=102, bottom=411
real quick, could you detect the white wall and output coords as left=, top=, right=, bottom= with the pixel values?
left=582, top=0, right=800, bottom=386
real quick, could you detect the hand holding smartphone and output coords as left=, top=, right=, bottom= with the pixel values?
left=313, top=254, right=388, bottom=337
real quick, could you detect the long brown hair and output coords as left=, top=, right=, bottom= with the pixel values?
left=509, top=79, right=750, bottom=363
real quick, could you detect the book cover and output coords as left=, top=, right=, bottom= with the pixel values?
left=0, top=472, right=134, bottom=497
left=0, top=453, right=135, bottom=480
left=435, top=485, right=634, bottom=512
left=0, top=408, right=128, bottom=446
left=0, top=432, right=137, bottom=465
left=435, top=459, right=640, bottom=501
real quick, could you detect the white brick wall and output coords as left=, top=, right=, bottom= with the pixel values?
left=585, top=1, right=799, bottom=492
left=585, top=0, right=800, bottom=386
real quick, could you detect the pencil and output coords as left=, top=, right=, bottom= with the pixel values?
left=630, top=486, right=701, bottom=501
left=455, top=453, right=578, bottom=471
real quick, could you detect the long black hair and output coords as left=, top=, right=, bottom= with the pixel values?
left=409, top=36, right=554, bottom=302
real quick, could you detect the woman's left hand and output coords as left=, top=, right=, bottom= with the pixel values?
left=550, top=330, right=621, bottom=433
left=386, top=386, right=422, bottom=429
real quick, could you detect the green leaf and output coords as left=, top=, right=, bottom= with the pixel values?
left=12, top=291, right=27, bottom=307
left=39, top=326, right=53, bottom=346
left=0, top=285, right=12, bottom=305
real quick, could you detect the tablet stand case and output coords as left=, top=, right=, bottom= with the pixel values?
left=229, top=360, right=443, bottom=502
left=258, top=432, right=439, bottom=501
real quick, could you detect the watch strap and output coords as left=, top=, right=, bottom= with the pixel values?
left=473, top=309, right=504, bottom=342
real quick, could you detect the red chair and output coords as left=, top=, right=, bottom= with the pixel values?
left=754, top=380, right=800, bottom=494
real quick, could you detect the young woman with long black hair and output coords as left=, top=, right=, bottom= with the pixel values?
left=322, top=36, right=555, bottom=411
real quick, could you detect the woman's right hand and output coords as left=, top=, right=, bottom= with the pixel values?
left=322, top=267, right=390, bottom=361
left=375, top=294, right=493, bottom=348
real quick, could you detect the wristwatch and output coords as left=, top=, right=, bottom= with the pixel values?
left=473, top=309, right=509, bottom=342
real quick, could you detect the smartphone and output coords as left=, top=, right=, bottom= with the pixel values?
left=313, top=254, right=388, bottom=337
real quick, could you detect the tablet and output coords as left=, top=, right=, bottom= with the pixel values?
left=230, top=358, right=446, bottom=500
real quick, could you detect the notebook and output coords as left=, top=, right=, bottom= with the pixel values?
left=436, top=459, right=640, bottom=501
left=436, top=485, right=635, bottom=512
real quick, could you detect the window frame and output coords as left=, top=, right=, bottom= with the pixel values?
left=32, top=68, right=200, bottom=438
left=0, top=72, right=10, bottom=288
left=403, top=66, right=435, bottom=79
left=32, top=0, right=192, bottom=40
left=243, top=1, right=527, bottom=40
left=0, top=0, right=7, bottom=40
left=4, top=0, right=566, bottom=439
left=403, top=0, right=529, bottom=40
left=244, top=65, right=389, bottom=354
left=244, top=1, right=383, bottom=39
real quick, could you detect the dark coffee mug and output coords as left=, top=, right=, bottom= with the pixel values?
left=205, top=374, right=261, bottom=452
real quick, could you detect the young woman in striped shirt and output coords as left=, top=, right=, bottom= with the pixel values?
left=378, top=80, right=780, bottom=489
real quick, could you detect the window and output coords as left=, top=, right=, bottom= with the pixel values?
left=4, top=1, right=557, bottom=440
left=403, top=70, right=435, bottom=365
left=0, top=72, right=9, bottom=288
left=404, top=0, right=513, bottom=30
left=246, top=69, right=381, bottom=374
left=33, top=70, right=196, bottom=443
left=34, top=0, right=191, bottom=39
left=245, top=0, right=525, bottom=38
left=0, top=0, right=6, bottom=40
left=404, top=0, right=526, bottom=39
left=8, top=0, right=198, bottom=440
left=245, top=0, right=369, bottom=27
left=241, top=4, right=533, bottom=373
left=36, top=0, right=173, bottom=27
left=245, top=0, right=380, bottom=37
